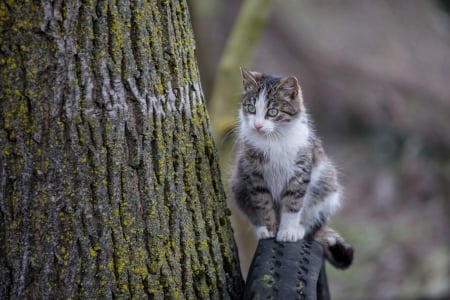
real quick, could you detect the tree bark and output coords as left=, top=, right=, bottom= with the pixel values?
left=0, top=1, right=243, bottom=299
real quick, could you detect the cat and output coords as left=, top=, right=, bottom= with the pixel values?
left=229, top=68, right=353, bottom=269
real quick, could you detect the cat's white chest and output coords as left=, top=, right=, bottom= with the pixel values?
left=263, top=149, right=296, bottom=202
left=263, top=157, right=294, bottom=202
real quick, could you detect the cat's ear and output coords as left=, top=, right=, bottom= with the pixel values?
left=276, top=76, right=300, bottom=101
left=241, top=67, right=261, bottom=92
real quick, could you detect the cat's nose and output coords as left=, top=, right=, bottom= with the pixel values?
left=254, top=122, right=264, bottom=131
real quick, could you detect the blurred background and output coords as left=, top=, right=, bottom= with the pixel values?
left=189, top=1, right=450, bottom=299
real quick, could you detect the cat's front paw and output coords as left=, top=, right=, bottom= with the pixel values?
left=276, top=225, right=305, bottom=242
left=255, top=226, right=275, bottom=240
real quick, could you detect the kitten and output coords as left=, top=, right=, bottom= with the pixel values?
left=230, top=69, right=353, bottom=269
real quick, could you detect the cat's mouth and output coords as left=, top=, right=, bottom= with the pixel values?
left=253, top=128, right=266, bottom=135
left=253, top=128, right=274, bottom=137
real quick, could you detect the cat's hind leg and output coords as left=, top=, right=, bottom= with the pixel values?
left=300, top=159, right=341, bottom=235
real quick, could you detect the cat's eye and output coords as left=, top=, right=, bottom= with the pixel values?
left=267, top=108, right=278, bottom=117
left=247, top=104, right=256, bottom=113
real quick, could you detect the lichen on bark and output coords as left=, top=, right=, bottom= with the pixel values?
left=0, top=1, right=243, bottom=299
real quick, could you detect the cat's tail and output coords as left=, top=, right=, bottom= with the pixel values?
left=313, top=226, right=354, bottom=269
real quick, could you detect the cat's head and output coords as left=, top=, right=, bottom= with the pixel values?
left=239, top=68, right=304, bottom=138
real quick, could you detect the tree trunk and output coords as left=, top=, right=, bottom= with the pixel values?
left=0, top=1, right=243, bottom=299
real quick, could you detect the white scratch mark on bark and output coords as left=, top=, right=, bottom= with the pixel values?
left=166, top=81, right=177, bottom=113
left=127, top=77, right=147, bottom=113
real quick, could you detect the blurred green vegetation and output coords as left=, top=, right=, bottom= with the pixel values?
left=190, top=0, right=450, bottom=299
